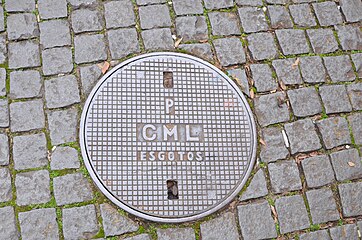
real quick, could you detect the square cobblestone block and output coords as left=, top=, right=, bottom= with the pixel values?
left=319, top=85, right=352, bottom=114
left=254, top=92, right=290, bottom=127
left=268, top=5, right=293, bottom=29
left=100, top=203, right=138, bottom=237
left=330, top=224, right=359, bottom=240
left=0, top=9, right=4, bottom=32
left=71, top=8, right=103, bottom=34
left=200, top=212, right=239, bottom=240
left=330, top=148, right=362, bottom=181
left=339, top=182, right=362, bottom=217
left=7, top=13, right=38, bottom=41
left=251, top=64, right=278, bottom=92
left=259, top=127, right=289, bottom=163
left=247, top=32, right=278, bottom=61
left=348, top=113, right=362, bottom=145
left=47, top=107, right=78, bottom=145
left=275, top=195, right=310, bottom=234
left=157, top=228, right=195, bottom=240
left=68, top=0, right=98, bottom=8
left=139, top=4, right=171, bottom=30
left=324, top=55, right=355, bottom=82
left=238, top=7, right=269, bottom=33
left=289, top=4, right=316, bottom=27
left=173, top=0, right=203, bottom=15
left=13, top=133, right=47, bottom=170
left=10, top=99, right=45, bottom=132
left=340, top=0, right=362, bottom=23
left=238, top=201, right=277, bottom=240
left=175, top=16, right=208, bottom=42
left=269, top=160, right=302, bottom=193
left=74, top=34, right=107, bottom=64
left=142, top=28, right=174, bottom=50
left=266, top=0, right=288, bottom=4
left=0, top=99, right=9, bottom=128
left=125, top=234, right=151, bottom=240
left=0, top=68, right=5, bottom=97
left=299, top=56, right=326, bottom=83
left=136, top=0, right=166, bottom=5
left=19, top=208, right=59, bottom=240
left=335, top=25, right=362, bottom=51
left=179, top=43, right=213, bottom=62
left=227, top=68, right=250, bottom=97
left=39, top=0, right=67, bottom=20
left=80, top=64, right=102, bottom=96
left=108, top=28, right=140, bottom=60
left=288, top=87, right=322, bottom=117
left=0, top=168, right=12, bottom=202
left=0, top=207, right=19, bottom=239
left=239, top=169, right=268, bottom=201
left=15, top=170, right=51, bottom=206
left=45, top=75, right=80, bottom=109
left=302, top=155, right=335, bottom=188
left=204, top=0, right=233, bottom=10
left=285, top=119, right=322, bottom=154
left=312, top=2, right=343, bottom=26
left=0, top=34, right=6, bottom=64
left=307, top=188, right=339, bottom=224
left=272, top=58, right=303, bottom=85
left=104, top=0, right=135, bottom=29
left=347, top=83, right=362, bottom=110
left=300, top=230, right=331, bottom=240
left=0, top=134, right=9, bottom=165
left=317, top=116, right=351, bottom=149
left=307, top=29, right=339, bottom=54
left=9, top=70, right=42, bottom=99
left=54, top=173, right=93, bottom=205
left=214, top=38, right=245, bottom=66
left=276, top=29, right=309, bottom=55
left=51, top=146, right=80, bottom=170
left=42, top=47, right=73, bottom=76
left=8, top=40, right=40, bottom=69
left=236, top=0, right=263, bottom=6
left=63, top=205, right=99, bottom=239
left=39, top=19, right=71, bottom=49
left=5, top=0, right=35, bottom=12
left=209, top=12, right=240, bottom=36
left=352, top=53, right=362, bottom=77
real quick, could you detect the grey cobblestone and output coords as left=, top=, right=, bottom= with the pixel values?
left=348, top=113, right=362, bottom=145
left=330, top=148, right=362, bottom=181
left=79, top=64, right=102, bottom=96
left=19, top=208, right=59, bottom=240
left=299, top=230, right=331, bottom=240
left=213, top=38, right=245, bottom=66
left=289, top=4, right=316, bottom=27
left=7, top=13, right=38, bottom=41
left=272, top=58, right=303, bottom=85
left=139, top=5, right=171, bottom=30
left=0, top=134, right=9, bottom=165
left=266, top=0, right=288, bottom=4
left=175, top=16, right=208, bottom=42
left=74, top=34, right=107, bottom=64
left=107, top=28, right=140, bottom=59
left=299, top=56, right=326, bottom=83
left=50, top=146, right=80, bottom=170
left=39, top=19, right=71, bottom=49
left=125, top=234, right=151, bottom=240
left=236, top=0, right=263, bottom=6
left=237, top=201, right=277, bottom=240
left=0, top=34, right=6, bottom=64
left=104, top=0, right=135, bottom=29
left=15, top=170, right=51, bottom=206
left=319, top=85, right=352, bottom=114
left=0, top=8, right=4, bottom=32
left=335, top=25, right=362, bottom=51
left=239, top=169, right=268, bottom=201
left=141, top=28, right=174, bottom=50
left=0, top=207, right=19, bottom=240
left=71, top=8, right=103, bottom=34
left=157, top=228, right=195, bottom=240
left=173, top=0, right=204, bottom=15
left=351, top=53, right=362, bottom=77
left=209, top=12, right=240, bottom=36
left=276, top=29, right=309, bottom=55
left=0, top=99, right=9, bottom=128
left=13, top=133, right=47, bottom=170
left=200, top=212, right=239, bottom=240
left=268, top=5, right=293, bottom=29
left=306, top=188, right=339, bottom=224
left=238, top=7, right=269, bottom=33
left=0, top=69, right=4, bottom=97
left=5, top=0, right=35, bottom=12
left=269, top=160, right=302, bottom=193
left=250, top=64, right=277, bottom=92
left=324, top=55, right=355, bottom=83
left=9, top=70, right=42, bottom=99
left=312, top=2, right=343, bottom=26
left=62, top=205, right=99, bottom=240
left=317, top=116, right=351, bottom=149
left=8, top=40, right=40, bottom=69
left=100, top=203, right=138, bottom=237
left=68, top=0, right=98, bottom=8
left=259, top=127, right=289, bottom=163
left=0, top=168, right=12, bottom=202
left=227, top=68, right=250, bottom=97
left=307, top=29, right=339, bottom=54
left=204, top=0, right=233, bottom=10
left=179, top=43, right=213, bottom=62
left=330, top=224, right=358, bottom=240
left=302, top=155, right=335, bottom=188
left=10, top=99, right=45, bottom=132
left=136, top=0, right=166, bottom=5
left=47, top=107, right=78, bottom=145
left=38, top=0, right=68, bottom=20
left=42, top=47, right=73, bottom=76
left=247, top=32, right=278, bottom=61
left=287, top=87, right=322, bottom=117
left=45, top=75, right=80, bottom=109
left=340, top=0, right=362, bottom=23
left=54, top=173, right=93, bottom=205
left=275, top=195, right=310, bottom=234
left=347, top=82, right=362, bottom=110
left=339, top=182, right=362, bottom=217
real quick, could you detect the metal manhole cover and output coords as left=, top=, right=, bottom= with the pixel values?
left=80, top=52, right=257, bottom=223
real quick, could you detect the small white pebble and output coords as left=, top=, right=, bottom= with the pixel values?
left=282, top=129, right=290, bottom=148
left=172, top=35, right=177, bottom=40
left=346, top=145, right=350, bottom=149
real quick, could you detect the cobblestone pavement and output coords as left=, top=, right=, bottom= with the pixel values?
left=0, top=0, right=361, bottom=239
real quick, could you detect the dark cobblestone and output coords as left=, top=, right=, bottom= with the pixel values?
left=139, top=5, right=171, bottom=30
left=8, top=40, right=40, bottom=69
left=319, top=85, right=352, bottom=114
left=276, top=29, right=309, bottom=55
left=260, top=127, right=289, bottom=163
left=0, top=168, right=12, bottom=202
left=289, top=4, right=316, bottom=27
left=38, top=0, right=67, bottom=20
left=9, top=70, right=42, bottom=99
left=330, top=224, right=359, bottom=240
left=200, top=212, right=239, bottom=240
left=204, top=0, right=233, bottom=10
left=339, top=182, right=362, bottom=217
left=50, top=146, right=80, bottom=170
left=307, top=28, right=338, bottom=54
left=157, top=228, right=195, bottom=240
left=47, top=107, right=78, bottom=145
left=209, top=12, right=240, bottom=36
left=340, top=0, right=362, bottom=23
left=0, top=207, right=19, bottom=240
left=0, top=134, right=9, bottom=165
left=213, top=38, right=245, bottom=66
left=39, top=19, right=71, bottom=49
left=7, top=13, right=38, bottom=41
left=250, top=64, right=278, bottom=92
left=141, top=28, right=174, bottom=50
left=0, top=99, right=9, bottom=128
left=348, top=113, right=362, bottom=145
left=312, top=2, right=343, bottom=26
left=330, top=148, right=362, bottom=181
left=71, top=8, right=103, bottom=34
left=247, top=32, right=278, bottom=61
left=175, top=16, right=208, bottom=42
left=272, top=58, right=303, bottom=85
left=268, top=5, right=293, bottom=29
left=45, top=75, right=80, bottom=109
left=335, top=25, right=362, bottom=51
left=107, top=28, right=140, bottom=59
left=238, top=7, right=269, bottom=33
left=317, top=116, right=351, bottom=149
left=306, top=188, right=339, bottom=224
left=287, top=87, right=322, bottom=117
left=269, top=160, right=302, bottom=193
left=239, top=169, right=268, bottom=201
left=42, top=47, right=73, bottom=76
left=302, top=155, right=335, bottom=188
left=179, top=43, right=213, bottom=62
left=104, top=0, right=135, bottom=29
left=74, top=34, right=107, bottom=64
left=299, top=56, right=327, bottom=83
left=173, top=0, right=204, bottom=15
left=10, top=99, right=45, bottom=132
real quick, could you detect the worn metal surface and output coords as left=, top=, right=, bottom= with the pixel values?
left=80, top=52, right=256, bottom=223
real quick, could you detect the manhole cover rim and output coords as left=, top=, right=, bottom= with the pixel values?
left=79, top=52, right=257, bottom=223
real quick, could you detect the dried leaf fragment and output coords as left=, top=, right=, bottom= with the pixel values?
left=98, top=61, right=110, bottom=74
left=348, top=161, right=355, bottom=167
left=279, top=80, right=287, bottom=91
left=259, top=138, right=266, bottom=146
left=249, top=89, right=255, bottom=99
left=292, top=58, right=300, bottom=69
left=174, top=37, right=183, bottom=48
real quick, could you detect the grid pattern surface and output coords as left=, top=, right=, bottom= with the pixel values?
left=84, top=56, right=254, bottom=217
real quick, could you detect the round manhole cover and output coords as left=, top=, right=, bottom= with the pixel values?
left=80, top=52, right=257, bottom=223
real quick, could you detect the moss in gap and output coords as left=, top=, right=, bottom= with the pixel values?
left=310, top=224, right=321, bottom=231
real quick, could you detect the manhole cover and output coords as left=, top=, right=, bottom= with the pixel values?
left=80, top=52, right=257, bottom=223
